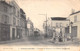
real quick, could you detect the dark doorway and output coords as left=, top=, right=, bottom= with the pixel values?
left=59, top=36, right=63, bottom=42
left=71, top=26, right=77, bottom=37
left=12, top=28, right=15, bottom=40
left=65, top=26, right=69, bottom=33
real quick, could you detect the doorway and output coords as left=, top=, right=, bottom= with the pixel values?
left=12, top=28, right=15, bottom=40
left=71, top=26, right=77, bottom=37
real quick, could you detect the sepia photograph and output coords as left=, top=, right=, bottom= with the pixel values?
left=0, top=0, right=80, bottom=51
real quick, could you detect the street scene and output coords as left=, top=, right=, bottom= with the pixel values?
left=0, top=0, right=80, bottom=46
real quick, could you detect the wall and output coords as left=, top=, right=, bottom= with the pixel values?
left=0, top=2, right=11, bottom=24
left=9, top=1, right=21, bottom=39
left=0, top=1, right=11, bottom=40
left=69, top=13, right=80, bottom=23
left=51, top=20, right=69, bottom=28
left=69, top=12, right=80, bottom=40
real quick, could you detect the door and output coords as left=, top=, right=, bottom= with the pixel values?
left=12, top=28, right=15, bottom=40
left=71, top=26, right=77, bottom=37
left=65, top=26, right=69, bottom=33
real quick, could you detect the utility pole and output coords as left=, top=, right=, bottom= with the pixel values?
left=45, top=13, right=47, bottom=36
left=39, top=13, right=48, bottom=36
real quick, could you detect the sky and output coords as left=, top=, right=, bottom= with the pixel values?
left=15, top=0, right=80, bottom=31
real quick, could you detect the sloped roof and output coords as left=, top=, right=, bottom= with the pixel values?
left=70, top=11, right=80, bottom=15
left=20, top=9, right=25, bottom=14
left=51, top=17, right=67, bottom=20
left=0, top=1, right=12, bottom=7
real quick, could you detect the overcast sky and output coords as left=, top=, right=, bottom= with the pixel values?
left=16, top=0, right=80, bottom=31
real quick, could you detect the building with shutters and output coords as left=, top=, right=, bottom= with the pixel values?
left=43, top=17, right=70, bottom=42
left=0, top=1, right=12, bottom=41
left=69, top=11, right=80, bottom=41
left=0, top=0, right=27, bottom=41
left=9, top=0, right=21, bottom=40
left=51, top=17, right=70, bottom=42
left=20, top=9, right=27, bottom=39
left=27, top=18, right=34, bottom=37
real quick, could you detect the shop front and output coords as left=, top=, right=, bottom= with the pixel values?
left=0, top=23, right=10, bottom=41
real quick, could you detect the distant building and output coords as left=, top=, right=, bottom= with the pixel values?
left=20, top=9, right=27, bottom=39
left=43, top=20, right=53, bottom=38
left=34, top=28, right=40, bottom=36
left=27, top=18, right=34, bottom=36
left=69, top=11, right=80, bottom=41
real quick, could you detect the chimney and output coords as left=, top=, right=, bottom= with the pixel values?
left=72, top=9, right=75, bottom=14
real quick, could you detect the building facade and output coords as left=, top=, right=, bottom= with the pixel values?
left=69, top=11, right=80, bottom=41
left=27, top=18, right=34, bottom=36
left=20, top=9, right=27, bottom=39
left=0, top=1, right=12, bottom=41
left=43, top=17, right=70, bottom=42
left=51, top=17, right=70, bottom=42
left=0, top=0, right=27, bottom=41
left=9, top=0, right=21, bottom=40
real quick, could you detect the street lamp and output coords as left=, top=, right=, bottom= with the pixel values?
left=38, top=13, right=48, bottom=37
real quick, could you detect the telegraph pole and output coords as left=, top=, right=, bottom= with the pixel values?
left=39, top=13, right=48, bottom=36
left=45, top=13, right=47, bottom=36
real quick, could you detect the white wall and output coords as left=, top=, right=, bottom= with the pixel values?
left=51, top=20, right=69, bottom=27
left=78, top=23, right=80, bottom=40
left=69, top=13, right=80, bottom=23
left=0, top=2, right=12, bottom=24
left=69, top=12, right=80, bottom=40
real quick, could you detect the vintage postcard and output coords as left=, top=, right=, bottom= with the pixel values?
left=0, top=0, right=80, bottom=51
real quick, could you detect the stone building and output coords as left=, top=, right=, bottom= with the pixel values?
left=0, top=1, right=12, bottom=41
left=9, top=0, right=21, bottom=40
left=20, top=9, right=27, bottom=39
left=69, top=11, right=80, bottom=41
left=43, top=17, right=70, bottom=42
left=0, top=0, right=27, bottom=40
left=50, top=17, right=70, bottom=42
left=27, top=18, right=34, bottom=36
left=43, top=20, right=53, bottom=38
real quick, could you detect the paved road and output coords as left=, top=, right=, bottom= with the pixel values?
left=2, top=39, right=54, bottom=46
left=0, top=37, right=80, bottom=46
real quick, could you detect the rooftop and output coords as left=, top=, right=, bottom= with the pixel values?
left=70, top=11, right=80, bottom=15
left=51, top=17, right=67, bottom=20
left=0, top=1, right=12, bottom=7
left=20, top=9, right=25, bottom=14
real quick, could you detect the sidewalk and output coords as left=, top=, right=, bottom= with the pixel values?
left=47, top=39, right=74, bottom=45
left=0, top=39, right=26, bottom=44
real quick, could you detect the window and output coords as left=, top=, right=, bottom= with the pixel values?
left=18, top=11, right=19, bottom=17
left=74, top=15, right=77, bottom=22
left=2, top=15, right=9, bottom=24
left=13, top=7, right=16, bottom=15
left=13, top=17, right=16, bottom=25
left=4, top=6, right=8, bottom=12
left=60, top=23, right=62, bottom=27
left=18, top=20, right=19, bottom=26
left=56, top=23, right=58, bottom=27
